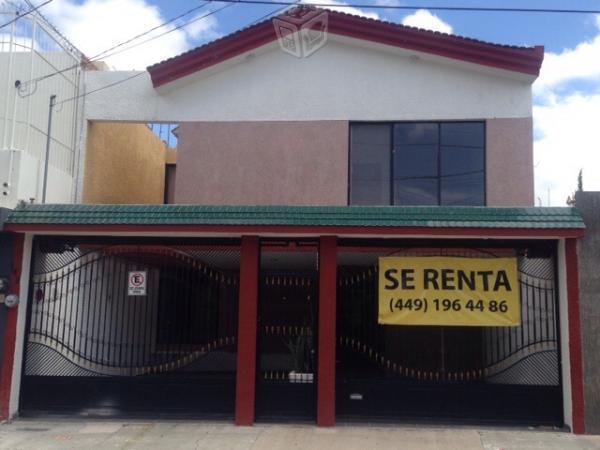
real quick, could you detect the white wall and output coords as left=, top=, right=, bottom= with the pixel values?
left=0, top=150, right=38, bottom=207
left=1, top=9, right=85, bottom=207
left=83, top=37, right=533, bottom=123
left=558, top=239, right=573, bottom=430
left=9, top=234, right=32, bottom=418
left=0, top=149, right=73, bottom=207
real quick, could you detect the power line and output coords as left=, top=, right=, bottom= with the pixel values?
left=0, top=0, right=54, bottom=30
left=48, top=2, right=268, bottom=107
left=27, top=0, right=599, bottom=108
left=91, top=1, right=211, bottom=61
left=20, top=1, right=231, bottom=89
left=47, top=3, right=237, bottom=107
left=97, top=3, right=234, bottom=62
left=248, top=0, right=301, bottom=25
left=195, top=0, right=600, bottom=14
left=54, top=71, right=146, bottom=107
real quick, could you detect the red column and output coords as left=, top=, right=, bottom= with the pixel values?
left=235, top=235, right=259, bottom=425
left=0, top=233, right=25, bottom=421
left=317, top=235, right=337, bottom=426
left=565, top=238, right=585, bottom=434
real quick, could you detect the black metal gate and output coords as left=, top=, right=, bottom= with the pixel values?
left=255, top=241, right=318, bottom=421
left=336, top=241, right=563, bottom=425
left=20, top=237, right=240, bottom=417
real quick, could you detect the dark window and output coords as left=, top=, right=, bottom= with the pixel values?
left=349, top=124, right=391, bottom=205
left=349, top=122, right=485, bottom=206
left=164, top=164, right=176, bottom=204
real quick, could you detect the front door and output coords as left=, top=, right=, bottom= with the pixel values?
left=255, top=242, right=318, bottom=421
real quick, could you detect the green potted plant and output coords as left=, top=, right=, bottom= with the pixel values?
left=285, top=327, right=314, bottom=383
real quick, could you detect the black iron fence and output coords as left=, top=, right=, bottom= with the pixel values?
left=25, top=243, right=240, bottom=377
left=337, top=249, right=560, bottom=385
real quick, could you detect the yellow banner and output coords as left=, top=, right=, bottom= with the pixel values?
left=378, top=256, right=520, bottom=327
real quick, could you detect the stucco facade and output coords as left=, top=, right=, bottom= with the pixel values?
left=83, top=122, right=176, bottom=204
left=80, top=31, right=538, bottom=207
left=174, top=118, right=533, bottom=207
left=486, top=118, right=534, bottom=206
left=175, top=121, right=348, bottom=205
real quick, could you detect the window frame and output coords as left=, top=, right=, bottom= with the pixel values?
left=348, top=121, right=487, bottom=207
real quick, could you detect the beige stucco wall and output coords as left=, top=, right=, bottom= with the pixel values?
left=486, top=117, right=534, bottom=207
left=174, top=119, right=533, bottom=207
left=83, top=122, right=176, bottom=204
left=174, top=121, right=349, bottom=205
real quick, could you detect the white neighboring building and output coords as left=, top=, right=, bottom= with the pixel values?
left=0, top=0, right=86, bottom=208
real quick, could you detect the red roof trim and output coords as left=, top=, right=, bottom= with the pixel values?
left=3, top=223, right=583, bottom=238
left=147, top=7, right=544, bottom=88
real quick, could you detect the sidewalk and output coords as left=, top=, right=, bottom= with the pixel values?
left=1, top=419, right=600, bottom=450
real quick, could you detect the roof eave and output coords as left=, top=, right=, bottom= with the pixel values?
left=2, top=222, right=585, bottom=239
left=147, top=10, right=544, bottom=89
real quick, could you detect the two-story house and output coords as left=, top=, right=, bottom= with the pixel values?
left=0, top=7, right=588, bottom=433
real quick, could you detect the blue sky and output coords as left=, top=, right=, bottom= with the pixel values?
left=146, top=0, right=600, bottom=53
left=37, top=0, right=600, bottom=205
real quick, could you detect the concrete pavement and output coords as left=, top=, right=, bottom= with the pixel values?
left=1, top=419, right=600, bottom=450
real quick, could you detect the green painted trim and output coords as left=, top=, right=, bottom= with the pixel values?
left=5, top=204, right=585, bottom=229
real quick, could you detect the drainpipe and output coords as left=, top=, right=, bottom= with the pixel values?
left=24, top=16, right=37, bottom=154
left=41, top=95, right=56, bottom=204
left=9, top=80, right=19, bottom=151
left=2, top=18, right=15, bottom=150
left=2, top=19, right=16, bottom=200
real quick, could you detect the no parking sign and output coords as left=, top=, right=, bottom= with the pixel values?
left=128, top=271, right=147, bottom=296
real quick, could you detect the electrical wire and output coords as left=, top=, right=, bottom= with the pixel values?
left=96, top=2, right=234, bottom=62
left=181, top=1, right=600, bottom=14
left=20, top=1, right=215, bottom=87
left=23, top=0, right=599, bottom=107
left=54, top=71, right=146, bottom=107
left=248, top=0, right=302, bottom=25
left=22, top=0, right=600, bottom=96
left=48, top=1, right=296, bottom=107
left=91, top=1, right=212, bottom=61
left=0, top=0, right=54, bottom=30
left=50, top=3, right=236, bottom=106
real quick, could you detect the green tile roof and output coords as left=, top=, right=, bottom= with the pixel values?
left=5, top=204, right=585, bottom=229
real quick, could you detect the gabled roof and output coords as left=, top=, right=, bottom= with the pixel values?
left=147, top=6, right=544, bottom=88
left=4, top=204, right=584, bottom=237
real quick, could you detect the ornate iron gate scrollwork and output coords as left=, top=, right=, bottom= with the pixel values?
left=337, top=249, right=559, bottom=385
left=24, top=240, right=240, bottom=380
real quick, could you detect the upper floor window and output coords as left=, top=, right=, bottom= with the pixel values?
left=349, top=122, right=485, bottom=206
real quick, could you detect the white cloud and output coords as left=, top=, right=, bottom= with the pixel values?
left=534, top=92, right=600, bottom=205
left=401, top=9, right=452, bottom=34
left=373, top=0, right=401, bottom=7
left=185, top=14, right=221, bottom=41
left=302, top=0, right=379, bottom=20
left=532, top=15, right=600, bottom=205
left=43, top=0, right=219, bottom=70
left=533, top=35, right=600, bottom=97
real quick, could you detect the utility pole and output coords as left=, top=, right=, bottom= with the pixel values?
left=41, top=94, right=56, bottom=204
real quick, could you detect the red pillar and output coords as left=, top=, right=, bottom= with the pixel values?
left=317, top=235, right=337, bottom=426
left=0, top=233, right=25, bottom=421
left=235, top=235, right=259, bottom=425
left=565, top=238, right=585, bottom=434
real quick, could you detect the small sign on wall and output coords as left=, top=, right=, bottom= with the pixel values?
left=128, top=271, right=147, bottom=296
